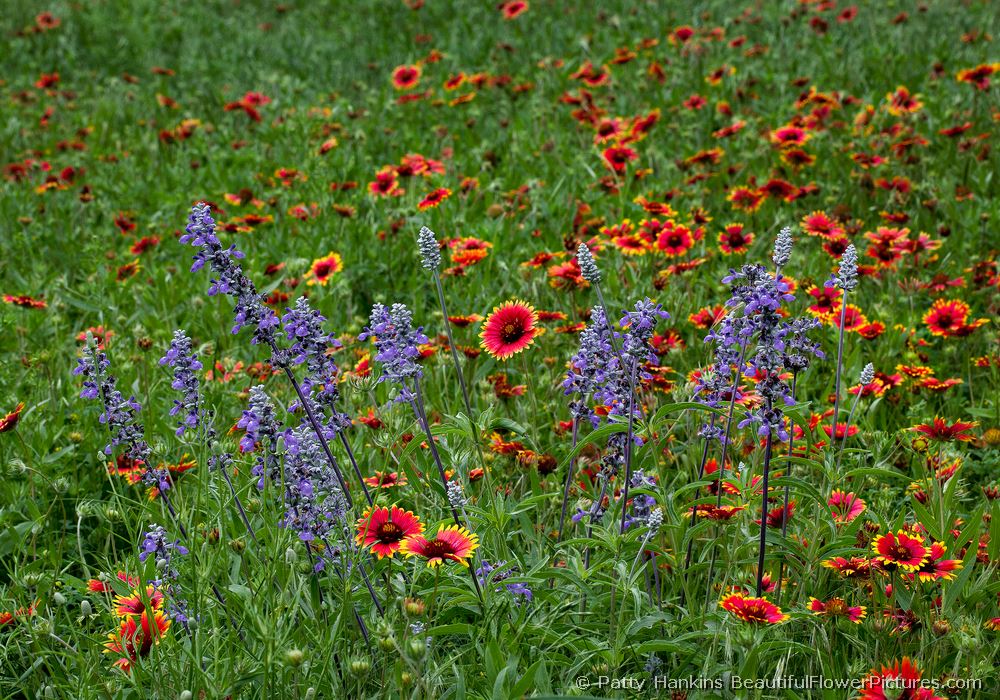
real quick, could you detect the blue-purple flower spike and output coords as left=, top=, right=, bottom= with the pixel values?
left=159, top=330, right=204, bottom=437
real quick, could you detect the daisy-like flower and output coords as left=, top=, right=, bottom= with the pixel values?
left=719, top=593, right=789, bottom=624
left=857, top=657, right=946, bottom=700
left=602, top=145, right=638, bottom=173
left=910, top=418, right=978, bottom=442
left=651, top=220, right=696, bottom=257
left=822, top=556, right=875, bottom=579
left=770, top=125, right=810, bottom=148
left=480, top=299, right=540, bottom=360
left=807, top=597, right=866, bottom=623
left=922, top=298, right=987, bottom=338
left=356, top=505, right=423, bottom=559
left=909, top=542, right=962, bottom=582
left=872, top=530, right=928, bottom=572
left=113, top=586, right=165, bottom=617
left=401, top=525, right=479, bottom=567
left=417, top=187, right=451, bottom=211
left=305, top=252, right=343, bottom=286
left=500, top=0, right=528, bottom=19
left=363, top=471, right=406, bottom=489
left=104, top=609, right=171, bottom=673
left=828, top=490, right=865, bottom=524
left=392, top=64, right=421, bottom=90
left=800, top=210, right=844, bottom=239
left=0, top=403, right=24, bottom=433
left=718, top=223, right=754, bottom=254
left=956, top=62, right=1000, bottom=91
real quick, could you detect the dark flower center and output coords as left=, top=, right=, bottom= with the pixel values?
left=500, top=321, right=524, bottom=343
left=376, top=521, right=404, bottom=544
left=421, top=539, right=455, bottom=559
left=891, top=544, right=914, bottom=561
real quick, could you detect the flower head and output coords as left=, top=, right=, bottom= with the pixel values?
left=576, top=243, right=601, bottom=284
left=356, top=505, right=423, bottom=559
left=401, top=525, right=479, bottom=567
left=480, top=300, right=540, bottom=361
left=360, top=303, right=429, bottom=402
left=417, top=226, right=442, bottom=270
left=719, top=593, right=789, bottom=624
left=159, top=330, right=204, bottom=437
left=872, top=530, right=928, bottom=572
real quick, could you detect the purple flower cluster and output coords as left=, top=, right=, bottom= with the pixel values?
left=699, top=235, right=823, bottom=444
left=621, top=470, right=658, bottom=531
left=475, top=560, right=532, bottom=605
left=139, top=524, right=190, bottom=628
left=74, top=339, right=169, bottom=491
left=359, top=303, right=428, bottom=403
left=238, top=385, right=284, bottom=488
left=562, top=305, right=616, bottom=428
left=159, top=330, right=204, bottom=437
left=180, top=203, right=280, bottom=349
left=280, top=423, right=349, bottom=551
left=281, top=297, right=350, bottom=433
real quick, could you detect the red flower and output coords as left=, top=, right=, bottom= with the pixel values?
left=872, top=530, right=928, bottom=572
left=104, top=609, right=171, bottom=673
left=363, top=471, right=406, bottom=489
left=417, top=187, right=451, bottom=211
left=392, top=65, right=422, bottom=90
left=807, top=597, right=866, bottom=623
left=305, top=252, right=343, bottom=286
left=718, top=223, right=754, bottom=254
left=909, top=418, right=977, bottom=442
left=113, top=586, right=165, bottom=617
left=956, top=62, right=1000, bottom=91
left=719, top=593, right=789, bottom=624
left=601, top=145, right=638, bottom=173
left=356, top=505, right=423, bottom=559
left=923, top=298, right=987, bottom=338
left=858, top=658, right=946, bottom=700
left=500, top=1, right=528, bottom=19
left=401, top=525, right=479, bottom=567
left=3, top=294, right=47, bottom=309
left=480, top=300, right=539, bottom=360
left=828, top=490, right=865, bottom=524
left=800, top=210, right=844, bottom=239
left=0, top=403, right=25, bottom=434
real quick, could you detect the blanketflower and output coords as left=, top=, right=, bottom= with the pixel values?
left=872, top=530, right=928, bottom=572
left=719, top=593, right=789, bottom=624
left=807, top=597, right=866, bottom=623
left=480, top=300, right=540, bottom=360
left=401, top=525, right=480, bottom=567
left=356, top=505, right=423, bottom=559
left=909, top=418, right=977, bottom=442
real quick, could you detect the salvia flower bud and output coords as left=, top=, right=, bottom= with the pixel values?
left=417, top=226, right=441, bottom=271
left=576, top=243, right=601, bottom=284
left=772, top=226, right=793, bottom=269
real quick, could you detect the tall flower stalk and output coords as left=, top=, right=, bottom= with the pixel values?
left=826, top=243, right=859, bottom=451
left=360, top=302, right=484, bottom=601
left=835, top=363, right=875, bottom=471
left=417, top=226, right=493, bottom=495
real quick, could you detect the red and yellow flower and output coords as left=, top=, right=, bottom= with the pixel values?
left=719, top=593, right=789, bottom=624
left=356, top=505, right=423, bottom=559
left=305, top=252, right=343, bottom=286
left=807, top=597, right=866, bottom=623
left=401, top=525, right=479, bottom=567
left=872, top=530, right=928, bottom=572
left=480, top=300, right=540, bottom=360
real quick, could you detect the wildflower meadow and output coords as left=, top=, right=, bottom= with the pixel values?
left=2, top=1, right=1000, bottom=698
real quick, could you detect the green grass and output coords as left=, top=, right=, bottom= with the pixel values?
left=1, top=1, right=999, bottom=698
